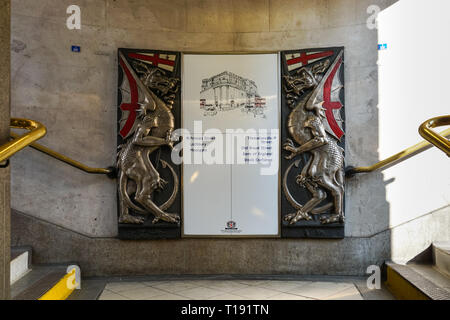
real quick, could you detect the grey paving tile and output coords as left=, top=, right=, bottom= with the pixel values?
left=119, top=286, right=169, bottom=300
left=285, top=281, right=355, bottom=299
left=231, top=286, right=280, bottom=299
left=98, top=289, right=129, bottom=300
left=142, top=280, right=172, bottom=287
left=269, top=292, right=314, bottom=300
left=99, top=280, right=371, bottom=300
left=259, top=280, right=312, bottom=293
left=235, top=280, right=271, bottom=286
left=105, top=281, right=148, bottom=293
left=199, top=280, right=251, bottom=293
left=208, top=293, right=250, bottom=300
left=325, top=286, right=363, bottom=300
left=146, top=281, right=200, bottom=294
left=176, top=286, right=225, bottom=300
left=150, top=293, right=189, bottom=300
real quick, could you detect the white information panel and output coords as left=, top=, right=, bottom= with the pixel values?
left=182, top=54, right=280, bottom=237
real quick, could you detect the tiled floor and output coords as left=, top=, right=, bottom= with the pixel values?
left=98, top=279, right=364, bottom=300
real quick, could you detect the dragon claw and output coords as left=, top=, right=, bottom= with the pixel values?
left=285, top=211, right=312, bottom=224
left=320, top=214, right=344, bottom=225
left=283, top=139, right=299, bottom=160
left=283, top=139, right=294, bottom=148
left=119, top=214, right=145, bottom=224
left=285, top=154, right=295, bottom=160
left=284, top=213, right=296, bottom=221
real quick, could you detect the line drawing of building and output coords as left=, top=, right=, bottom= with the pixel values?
left=200, top=71, right=266, bottom=117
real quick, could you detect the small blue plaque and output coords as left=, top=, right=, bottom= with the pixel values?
left=71, top=45, right=81, bottom=53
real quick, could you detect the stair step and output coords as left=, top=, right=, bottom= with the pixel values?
left=10, top=246, right=32, bottom=285
left=433, top=242, right=450, bottom=277
left=409, top=264, right=450, bottom=291
left=385, top=262, right=450, bottom=300
left=11, top=265, right=67, bottom=300
left=67, top=280, right=106, bottom=300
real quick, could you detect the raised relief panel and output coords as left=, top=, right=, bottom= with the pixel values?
left=280, top=47, right=346, bottom=238
left=117, top=49, right=182, bottom=239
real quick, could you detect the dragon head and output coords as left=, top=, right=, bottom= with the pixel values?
left=132, top=61, right=179, bottom=108
left=283, top=59, right=331, bottom=108
left=284, top=69, right=316, bottom=96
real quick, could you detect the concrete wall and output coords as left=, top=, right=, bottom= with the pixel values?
left=10, top=0, right=395, bottom=237
left=9, top=0, right=448, bottom=275
left=11, top=209, right=391, bottom=277
left=11, top=205, right=449, bottom=277
left=0, top=0, right=11, bottom=299
left=390, top=206, right=450, bottom=264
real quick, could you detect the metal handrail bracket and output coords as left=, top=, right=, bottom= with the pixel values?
left=0, top=118, right=47, bottom=163
left=419, top=116, right=450, bottom=157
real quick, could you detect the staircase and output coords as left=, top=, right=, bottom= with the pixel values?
left=385, top=242, right=450, bottom=300
left=10, top=246, right=104, bottom=300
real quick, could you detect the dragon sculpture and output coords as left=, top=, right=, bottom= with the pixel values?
left=282, top=51, right=345, bottom=225
left=117, top=52, right=180, bottom=225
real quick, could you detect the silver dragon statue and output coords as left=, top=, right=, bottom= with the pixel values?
left=282, top=51, right=345, bottom=225
left=117, top=52, right=180, bottom=225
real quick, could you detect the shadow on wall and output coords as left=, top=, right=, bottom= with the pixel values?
left=344, top=1, right=395, bottom=261
left=378, top=0, right=450, bottom=263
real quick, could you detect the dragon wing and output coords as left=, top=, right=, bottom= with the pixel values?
left=305, top=50, right=345, bottom=140
left=118, top=51, right=157, bottom=139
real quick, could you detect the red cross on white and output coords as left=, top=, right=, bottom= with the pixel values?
left=128, top=52, right=176, bottom=72
left=286, top=50, right=334, bottom=71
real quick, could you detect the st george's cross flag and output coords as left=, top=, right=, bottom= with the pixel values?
left=285, top=50, right=334, bottom=71
left=127, top=52, right=176, bottom=72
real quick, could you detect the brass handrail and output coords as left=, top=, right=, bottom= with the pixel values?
left=346, top=119, right=450, bottom=176
left=0, top=118, right=47, bottom=163
left=10, top=132, right=114, bottom=176
left=419, top=115, right=450, bottom=157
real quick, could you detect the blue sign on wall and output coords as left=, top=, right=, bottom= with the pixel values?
left=71, top=45, right=81, bottom=53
